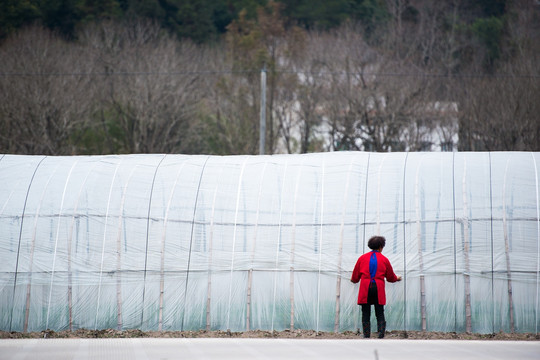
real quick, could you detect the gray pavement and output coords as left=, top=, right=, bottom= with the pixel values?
left=1, top=338, right=539, bottom=360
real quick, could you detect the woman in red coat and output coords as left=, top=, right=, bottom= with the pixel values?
left=351, top=236, right=401, bottom=338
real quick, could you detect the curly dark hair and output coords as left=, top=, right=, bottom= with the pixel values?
left=367, top=236, right=386, bottom=250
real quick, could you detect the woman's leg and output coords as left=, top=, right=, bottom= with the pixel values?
left=361, top=304, right=371, bottom=338
left=374, top=304, right=386, bottom=338
left=374, top=304, right=385, bottom=323
left=361, top=283, right=378, bottom=338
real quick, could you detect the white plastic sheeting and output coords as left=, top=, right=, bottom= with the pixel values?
left=0, top=152, right=539, bottom=334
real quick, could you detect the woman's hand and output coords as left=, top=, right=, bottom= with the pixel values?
left=396, top=276, right=402, bottom=281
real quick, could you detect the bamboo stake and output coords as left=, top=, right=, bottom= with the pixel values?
left=247, top=161, right=267, bottom=331
left=116, top=219, right=123, bottom=331
left=159, top=163, right=186, bottom=331
left=316, top=161, right=325, bottom=333
left=115, top=167, right=136, bottom=330
left=462, top=161, right=472, bottom=333
left=290, top=162, right=302, bottom=331
left=66, top=164, right=97, bottom=331
left=181, top=157, right=210, bottom=332
left=94, top=162, right=119, bottom=330
left=271, top=161, right=288, bottom=332
left=357, top=154, right=371, bottom=331
left=24, top=223, right=37, bottom=332
left=67, top=234, right=73, bottom=331
left=226, top=160, right=247, bottom=331
left=334, top=158, right=354, bottom=332
left=47, top=162, right=78, bottom=331
left=206, top=164, right=223, bottom=331
left=23, top=168, right=57, bottom=332
left=531, top=154, right=540, bottom=336
left=415, top=158, right=427, bottom=331
left=502, top=160, right=515, bottom=332
left=206, top=234, right=213, bottom=332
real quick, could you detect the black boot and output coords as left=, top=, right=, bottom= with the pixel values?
left=377, top=321, right=386, bottom=338
left=362, top=322, right=371, bottom=338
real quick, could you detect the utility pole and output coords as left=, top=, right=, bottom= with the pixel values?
left=260, top=65, right=266, bottom=155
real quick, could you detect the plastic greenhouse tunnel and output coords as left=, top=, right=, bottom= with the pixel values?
left=0, top=152, right=539, bottom=334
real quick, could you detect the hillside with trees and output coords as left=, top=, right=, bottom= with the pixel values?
left=1, top=0, right=538, bottom=155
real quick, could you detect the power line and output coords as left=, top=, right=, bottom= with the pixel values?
left=0, top=69, right=538, bottom=79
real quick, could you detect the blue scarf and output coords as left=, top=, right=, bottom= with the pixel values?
left=369, top=251, right=378, bottom=283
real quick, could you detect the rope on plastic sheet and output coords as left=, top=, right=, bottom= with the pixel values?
left=141, top=154, right=167, bottom=328
left=206, top=159, right=227, bottom=331
left=181, top=156, right=210, bottom=331
left=157, top=160, right=188, bottom=331
left=226, top=158, right=247, bottom=331
left=316, top=160, right=325, bottom=333
left=415, top=155, right=427, bottom=332
left=355, top=153, right=371, bottom=331
left=502, top=158, right=516, bottom=333
left=489, top=153, right=495, bottom=333
left=289, top=160, right=302, bottom=331
left=452, top=152, right=457, bottom=332
left=23, top=162, right=62, bottom=333
left=401, top=152, right=409, bottom=333
left=333, top=156, right=355, bottom=332
left=94, top=160, right=121, bottom=330
left=114, top=164, right=139, bottom=331
left=9, top=156, right=46, bottom=332
left=46, top=160, right=79, bottom=331
left=271, top=160, right=288, bottom=332
left=532, top=153, right=540, bottom=335
left=246, top=160, right=268, bottom=331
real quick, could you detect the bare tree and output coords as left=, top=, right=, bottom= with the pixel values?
left=275, top=29, right=329, bottom=154
left=455, top=1, right=540, bottom=151
left=79, top=20, right=204, bottom=154
left=314, top=24, right=432, bottom=152
left=0, top=26, right=95, bottom=154
left=456, top=72, right=539, bottom=152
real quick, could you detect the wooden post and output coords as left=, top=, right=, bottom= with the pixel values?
left=246, top=162, right=267, bottom=331
left=24, top=170, right=60, bottom=332
left=290, top=164, right=302, bottom=331
left=206, top=170, right=222, bottom=331
left=116, top=169, right=135, bottom=331
left=502, top=160, right=515, bottom=332
left=116, top=216, right=123, bottom=331
left=334, top=158, right=353, bottom=332
left=226, top=161, right=247, bottom=331
left=24, top=226, right=37, bottom=333
left=316, top=162, right=325, bottom=333
left=415, top=161, right=427, bottom=331
left=462, top=163, right=472, bottom=333
left=158, top=165, right=186, bottom=331
left=271, top=162, right=288, bottom=332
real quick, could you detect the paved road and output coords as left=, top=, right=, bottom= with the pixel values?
left=1, top=338, right=539, bottom=360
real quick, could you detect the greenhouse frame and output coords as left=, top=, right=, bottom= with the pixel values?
left=0, top=152, right=539, bottom=334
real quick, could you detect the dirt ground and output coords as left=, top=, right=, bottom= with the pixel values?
left=1, top=329, right=538, bottom=340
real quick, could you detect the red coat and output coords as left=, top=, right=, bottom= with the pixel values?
left=351, top=251, right=399, bottom=305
